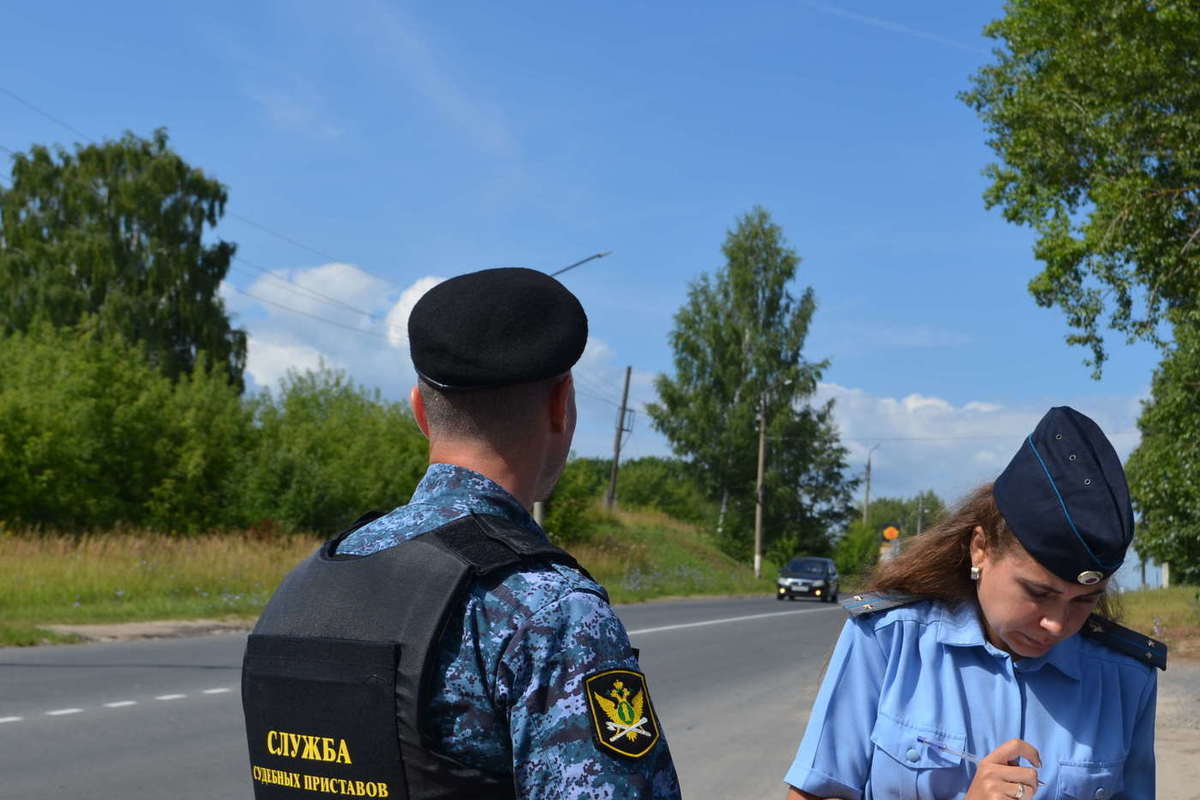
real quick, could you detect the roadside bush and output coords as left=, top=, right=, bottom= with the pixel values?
left=543, top=457, right=602, bottom=545
left=231, top=365, right=426, bottom=533
left=833, top=520, right=881, bottom=577
left=0, top=323, right=247, bottom=530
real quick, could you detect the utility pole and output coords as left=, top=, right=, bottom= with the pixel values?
left=862, top=444, right=880, bottom=526
left=605, top=366, right=633, bottom=511
left=916, top=496, right=924, bottom=536
left=753, top=398, right=767, bottom=579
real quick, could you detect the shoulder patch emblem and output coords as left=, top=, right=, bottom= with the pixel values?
left=583, top=669, right=661, bottom=759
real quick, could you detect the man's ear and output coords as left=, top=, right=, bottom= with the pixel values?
left=548, top=374, right=573, bottom=433
left=410, top=385, right=431, bottom=439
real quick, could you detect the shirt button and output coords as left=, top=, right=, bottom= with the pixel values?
left=1094, top=789, right=1108, bottom=800
left=906, top=748, right=919, bottom=762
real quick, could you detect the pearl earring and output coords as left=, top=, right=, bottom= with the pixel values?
left=969, top=565, right=982, bottom=581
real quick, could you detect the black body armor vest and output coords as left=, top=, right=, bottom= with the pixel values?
left=241, top=512, right=593, bottom=800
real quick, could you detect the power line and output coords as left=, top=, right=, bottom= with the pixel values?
left=230, top=255, right=382, bottom=319
left=0, top=87, right=621, bottom=349
left=0, top=85, right=404, bottom=287
left=575, top=372, right=623, bottom=405
left=575, top=385, right=623, bottom=409
left=231, top=286, right=394, bottom=340
left=1, top=86, right=610, bottom=292
left=227, top=213, right=351, bottom=270
left=0, top=86, right=92, bottom=141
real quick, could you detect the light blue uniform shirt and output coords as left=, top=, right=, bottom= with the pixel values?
left=785, top=599, right=1156, bottom=799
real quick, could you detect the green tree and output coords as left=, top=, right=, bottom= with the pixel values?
left=232, top=365, right=427, bottom=533
left=647, top=207, right=857, bottom=558
left=0, top=322, right=248, bottom=530
left=0, top=129, right=247, bottom=388
left=1125, top=317, right=1200, bottom=582
left=962, top=1, right=1200, bottom=375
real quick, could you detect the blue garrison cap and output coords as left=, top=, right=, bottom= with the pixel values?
left=993, top=406, right=1134, bottom=585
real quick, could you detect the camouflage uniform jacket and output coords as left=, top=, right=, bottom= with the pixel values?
left=337, top=463, right=682, bottom=800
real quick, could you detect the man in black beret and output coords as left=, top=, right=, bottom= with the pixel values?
left=241, top=268, right=681, bottom=800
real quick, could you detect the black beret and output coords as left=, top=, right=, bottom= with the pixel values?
left=993, top=406, right=1134, bottom=585
left=408, top=267, right=588, bottom=390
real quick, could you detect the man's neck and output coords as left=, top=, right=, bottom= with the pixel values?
left=426, top=443, right=542, bottom=510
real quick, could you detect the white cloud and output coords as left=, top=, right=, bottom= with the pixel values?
left=246, top=262, right=393, bottom=327
left=384, top=276, right=446, bottom=349
left=813, top=382, right=1143, bottom=503
left=230, top=268, right=442, bottom=400
left=244, top=336, right=332, bottom=391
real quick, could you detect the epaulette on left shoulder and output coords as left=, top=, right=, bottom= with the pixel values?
left=1080, top=614, right=1168, bottom=671
left=840, top=591, right=921, bottom=617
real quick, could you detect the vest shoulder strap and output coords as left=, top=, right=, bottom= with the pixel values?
left=426, top=512, right=596, bottom=584
left=1080, top=614, right=1168, bottom=670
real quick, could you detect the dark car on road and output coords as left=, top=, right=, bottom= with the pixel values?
left=776, top=557, right=839, bottom=603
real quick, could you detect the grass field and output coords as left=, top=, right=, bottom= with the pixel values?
left=0, top=511, right=779, bottom=646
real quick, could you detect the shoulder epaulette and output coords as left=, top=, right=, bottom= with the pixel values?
left=1080, top=614, right=1168, bottom=671
left=840, top=591, right=921, bottom=617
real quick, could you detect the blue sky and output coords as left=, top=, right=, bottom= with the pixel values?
left=1, top=1, right=1163, bottom=509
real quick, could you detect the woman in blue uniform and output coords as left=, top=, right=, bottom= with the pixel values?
left=784, top=406, right=1163, bottom=799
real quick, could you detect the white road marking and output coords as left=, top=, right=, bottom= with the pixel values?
left=4, top=686, right=238, bottom=724
left=627, top=606, right=830, bottom=636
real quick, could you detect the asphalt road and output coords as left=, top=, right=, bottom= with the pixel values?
left=0, top=596, right=846, bottom=799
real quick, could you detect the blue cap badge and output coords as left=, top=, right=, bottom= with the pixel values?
left=993, top=407, right=1134, bottom=585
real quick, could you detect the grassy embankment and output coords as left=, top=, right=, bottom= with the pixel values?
left=1118, top=585, right=1200, bottom=660
left=6, top=515, right=1194, bottom=657
left=0, top=509, right=778, bottom=646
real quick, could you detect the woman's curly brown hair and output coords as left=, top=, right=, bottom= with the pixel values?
left=863, top=483, right=1119, bottom=620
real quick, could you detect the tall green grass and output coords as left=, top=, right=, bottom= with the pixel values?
left=0, top=529, right=319, bottom=644
left=1, top=512, right=779, bottom=645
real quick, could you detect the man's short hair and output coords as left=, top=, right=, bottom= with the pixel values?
left=418, top=375, right=563, bottom=448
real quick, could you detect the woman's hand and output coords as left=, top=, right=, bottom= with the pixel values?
left=964, top=739, right=1041, bottom=800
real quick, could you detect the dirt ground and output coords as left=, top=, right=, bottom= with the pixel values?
left=1159, top=661, right=1200, bottom=799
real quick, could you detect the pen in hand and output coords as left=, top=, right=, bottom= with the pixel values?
left=916, top=736, right=1047, bottom=786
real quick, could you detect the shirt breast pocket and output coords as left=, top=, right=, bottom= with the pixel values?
left=1056, top=761, right=1124, bottom=800
left=869, top=712, right=968, bottom=798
